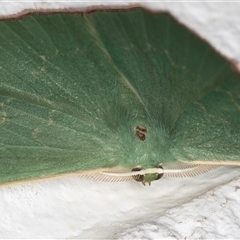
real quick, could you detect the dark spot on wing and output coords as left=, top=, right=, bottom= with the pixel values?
left=135, top=125, right=147, bottom=141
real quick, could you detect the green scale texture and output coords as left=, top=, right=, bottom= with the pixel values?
left=0, top=10, right=240, bottom=184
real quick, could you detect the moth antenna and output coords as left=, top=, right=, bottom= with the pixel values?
left=164, top=161, right=199, bottom=170
left=79, top=172, right=134, bottom=182
left=180, top=160, right=240, bottom=167
left=101, top=168, right=164, bottom=177
left=78, top=163, right=220, bottom=183
left=164, top=164, right=219, bottom=178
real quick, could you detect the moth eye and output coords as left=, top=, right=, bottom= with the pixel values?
left=131, top=166, right=144, bottom=182
left=156, top=165, right=164, bottom=180
left=135, top=125, right=147, bottom=141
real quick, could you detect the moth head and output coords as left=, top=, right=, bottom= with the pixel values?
left=131, top=165, right=164, bottom=186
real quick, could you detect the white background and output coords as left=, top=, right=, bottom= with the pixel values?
left=1, top=1, right=240, bottom=239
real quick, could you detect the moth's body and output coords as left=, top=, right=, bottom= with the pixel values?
left=114, top=119, right=174, bottom=169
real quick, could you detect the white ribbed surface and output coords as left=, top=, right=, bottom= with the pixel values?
left=0, top=2, right=240, bottom=239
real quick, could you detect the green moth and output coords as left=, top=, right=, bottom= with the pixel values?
left=0, top=9, right=240, bottom=186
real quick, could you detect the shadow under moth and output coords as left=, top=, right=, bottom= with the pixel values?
left=0, top=8, right=240, bottom=186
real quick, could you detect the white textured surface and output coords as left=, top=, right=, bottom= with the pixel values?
left=0, top=2, right=240, bottom=239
